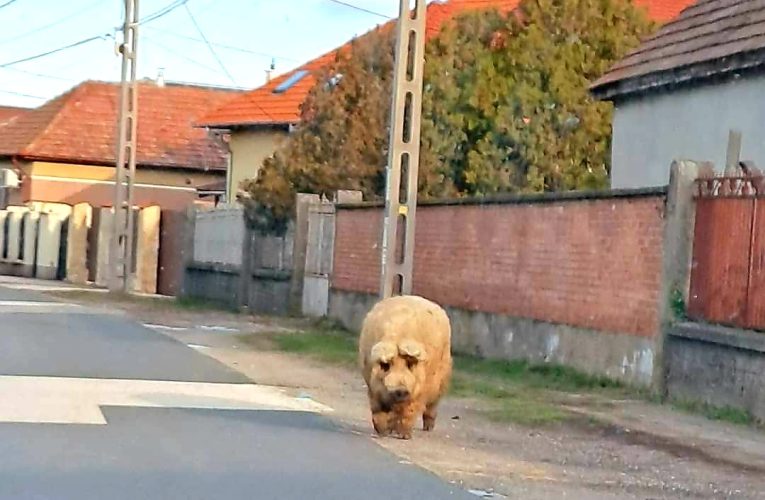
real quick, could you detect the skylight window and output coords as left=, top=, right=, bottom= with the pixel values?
left=273, top=70, right=309, bottom=94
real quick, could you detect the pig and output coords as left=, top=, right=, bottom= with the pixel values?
left=358, top=295, right=452, bottom=440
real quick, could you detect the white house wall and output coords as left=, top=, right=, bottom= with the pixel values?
left=611, top=73, right=765, bottom=189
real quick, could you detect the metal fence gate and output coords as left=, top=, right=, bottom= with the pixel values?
left=688, top=174, right=765, bottom=329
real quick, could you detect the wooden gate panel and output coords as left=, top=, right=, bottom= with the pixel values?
left=746, top=199, right=765, bottom=328
left=688, top=198, right=753, bottom=325
left=157, top=210, right=187, bottom=296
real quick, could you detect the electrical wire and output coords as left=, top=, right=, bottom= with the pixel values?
left=0, top=34, right=109, bottom=67
left=0, top=0, right=104, bottom=45
left=326, top=0, right=391, bottom=19
left=0, top=0, right=19, bottom=10
left=145, top=27, right=299, bottom=63
left=140, top=0, right=188, bottom=25
left=183, top=2, right=236, bottom=85
left=0, top=65, right=78, bottom=82
left=144, top=34, right=221, bottom=74
left=0, top=88, right=46, bottom=100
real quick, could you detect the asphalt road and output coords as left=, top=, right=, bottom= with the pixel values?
left=0, top=285, right=475, bottom=500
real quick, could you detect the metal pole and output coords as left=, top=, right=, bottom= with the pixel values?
left=379, top=0, right=427, bottom=299
left=110, top=0, right=139, bottom=293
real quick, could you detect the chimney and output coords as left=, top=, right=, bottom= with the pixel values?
left=156, top=67, right=165, bottom=87
left=265, top=58, right=276, bottom=82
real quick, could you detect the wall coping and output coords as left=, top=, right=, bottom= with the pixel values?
left=670, top=322, right=765, bottom=354
left=336, top=186, right=668, bottom=210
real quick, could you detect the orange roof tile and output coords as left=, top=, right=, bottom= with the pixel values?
left=0, top=80, right=242, bottom=171
left=199, top=0, right=694, bottom=129
left=0, top=105, right=30, bottom=127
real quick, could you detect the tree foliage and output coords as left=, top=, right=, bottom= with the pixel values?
left=242, top=0, right=656, bottom=223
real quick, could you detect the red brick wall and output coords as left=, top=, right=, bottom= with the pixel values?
left=332, top=195, right=666, bottom=337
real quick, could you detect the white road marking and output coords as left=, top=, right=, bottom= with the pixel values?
left=0, top=376, right=333, bottom=425
left=0, top=300, right=79, bottom=307
left=143, top=323, right=188, bottom=331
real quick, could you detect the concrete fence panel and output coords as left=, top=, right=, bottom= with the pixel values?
left=193, top=207, right=244, bottom=266
left=134, top=206, right=161, bottom=294
left=66, top=203, right=92, bottom=285
left=35, top=212, right=66, bottom=280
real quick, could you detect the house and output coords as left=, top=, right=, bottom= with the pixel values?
left=0, top=80, right=242, bottom=211
left=198, top=0, right=694, bottom=205
left=591, top=0, right=765, bottom=189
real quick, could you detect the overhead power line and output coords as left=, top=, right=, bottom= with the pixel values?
left=145, top=27, right=299, bottom=63
left=144, top=35, right=221, bottom=74
left=0, top=0, right=104, bottom=45
left=183, top=2, right=236, bottom=85
left=140, top=0, right=188, bottom=25
left=0, top=88, right=46, bottom=100
left=0, top=65, right=78, bottom=82
left=0, top=34, right=109, bottom=67
left=326, top=0, right=391, bottom=19
left=0, top=0, right=19, bottom=10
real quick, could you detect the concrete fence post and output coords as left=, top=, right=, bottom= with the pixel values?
left=654, top=160, right=706, bottom=395
left=238, top=220, right=253, bottom=310
left=35, top=212, right=65, bottom=280
left=133, top=206, right=161, bottom=294
left=20, top=211, right=40, bottom=278
left=92, top=207, right=115, bottom=288
left=66, top=203, right=92, bottom=285
left=290, top=193, right=321, bottom=315
left=179, top=204, right=197, bottom=298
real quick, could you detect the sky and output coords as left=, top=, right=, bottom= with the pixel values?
left=0, top=0, right=421, bottom=108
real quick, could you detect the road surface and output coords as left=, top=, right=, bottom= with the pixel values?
left=0, top=285, right=474, bottom=500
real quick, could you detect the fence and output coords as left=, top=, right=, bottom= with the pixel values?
left=183, top=205, right=298, bottom=315
left=182, top=162, right=745, bottom=391
left=688, top=174, right=765, bottom=329
left=0, top=202, right=175, bottom=295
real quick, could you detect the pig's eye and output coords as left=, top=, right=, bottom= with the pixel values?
left=406, top=358, right=417, bottom=369
left=380, top=362, right=390, bottom=372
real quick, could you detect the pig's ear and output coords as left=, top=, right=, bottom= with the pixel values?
left=399, top=339, right=427, bottom=361
left=370, top=341, right=396, bottom=363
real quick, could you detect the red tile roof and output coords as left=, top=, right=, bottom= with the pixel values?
left=0, top=105, right=30, bottom=126
left=199, top=0, right=694, bottom=129
left=0, top=81, right=242, bottom=171
left=198, top=0, right=519, bottom=128
left=592, top=0, right=765, bottom=99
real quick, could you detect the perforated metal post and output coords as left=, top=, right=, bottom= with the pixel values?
left=110, top=0, right=139, bottom=292
left=380, top=0, right=427, bottom=299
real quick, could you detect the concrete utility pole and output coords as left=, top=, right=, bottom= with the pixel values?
left=379, top=0, right=427, bottom=299
left=110, top=0, right=139, bottom=293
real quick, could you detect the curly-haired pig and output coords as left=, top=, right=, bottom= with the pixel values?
left=358, top=295, right=452, bottom=440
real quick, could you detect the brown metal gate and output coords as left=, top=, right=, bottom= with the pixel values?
left=689, top=175, right=765, bottom=329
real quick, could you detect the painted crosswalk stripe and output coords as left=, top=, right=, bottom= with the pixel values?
left=0, top=376, right=333, bottom=425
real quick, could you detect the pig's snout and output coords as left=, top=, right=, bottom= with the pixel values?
left=390, top=388, right=410, bottom=402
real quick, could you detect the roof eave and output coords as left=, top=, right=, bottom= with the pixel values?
left=12, top=153, right=227, bottom=172
left=592, top=49, right=765, bottom=102
left=195, top=120, right=296, bottom=130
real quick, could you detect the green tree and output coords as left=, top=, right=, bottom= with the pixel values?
left=243, top=0, right=656, bottom=224
left=241, top=28, right=396, bottom=228
left=422, top=0, right=655, bottom=194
